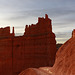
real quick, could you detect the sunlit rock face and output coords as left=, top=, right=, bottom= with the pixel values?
left=19, top=68, right=51, bottom=75
left=52, top=29, right=75, bottom=75
left=19, top=29, right=75, bottom=75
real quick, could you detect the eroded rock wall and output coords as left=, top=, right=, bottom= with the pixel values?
left=19, top=29, right=75, bottom=75
left=0, top=14, right=56, bottom=75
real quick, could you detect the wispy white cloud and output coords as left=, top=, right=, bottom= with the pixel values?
left=55, top=32, right=72, bottom=43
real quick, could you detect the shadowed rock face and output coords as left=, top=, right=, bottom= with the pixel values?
left=19, top=29, right=75, bottom=75
left=0, top=14, right=57, bottom=75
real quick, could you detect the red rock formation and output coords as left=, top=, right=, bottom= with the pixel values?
left=52, top=29, right=75, bottom=75
left=0, top=27, right=14, bottom=75
left=0, top=14, right=56, bottom=75
left=24, top=14, right=52, bottom=36
left=19, top=68, right=51, bottom=75
left=0, top=26, right=14, bottom=38
left=19, top=29, right=75, bottom=75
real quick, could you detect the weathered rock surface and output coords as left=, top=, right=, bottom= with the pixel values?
left=19, top=68, right=51, bottom=75
left=19, top=29, right=75, bottom=75
left=52, top=29, right=75, bottom=75
left=0, top=14, right=56, bottom=75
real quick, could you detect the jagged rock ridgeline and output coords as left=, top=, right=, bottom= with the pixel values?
left=24, top=14, right=52, bottom=36
left=19, top=30, right=75, bottom=75
left=0, top=14, right=57, bottom=75
left=0, top=26, right=14, bottom=38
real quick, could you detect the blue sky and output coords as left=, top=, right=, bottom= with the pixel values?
left=0, top=0, right=75, bottom=43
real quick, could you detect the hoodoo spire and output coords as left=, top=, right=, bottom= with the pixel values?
left=45, top=14, right=48, bottom=19
left=12, top=27, right=15, bottom=36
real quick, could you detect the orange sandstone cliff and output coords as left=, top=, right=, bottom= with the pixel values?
left=19, top=29, right=75, bottom=75
left=0, top=14, right=56, bottom=75
left=51, top=29, right=75, bottom=75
